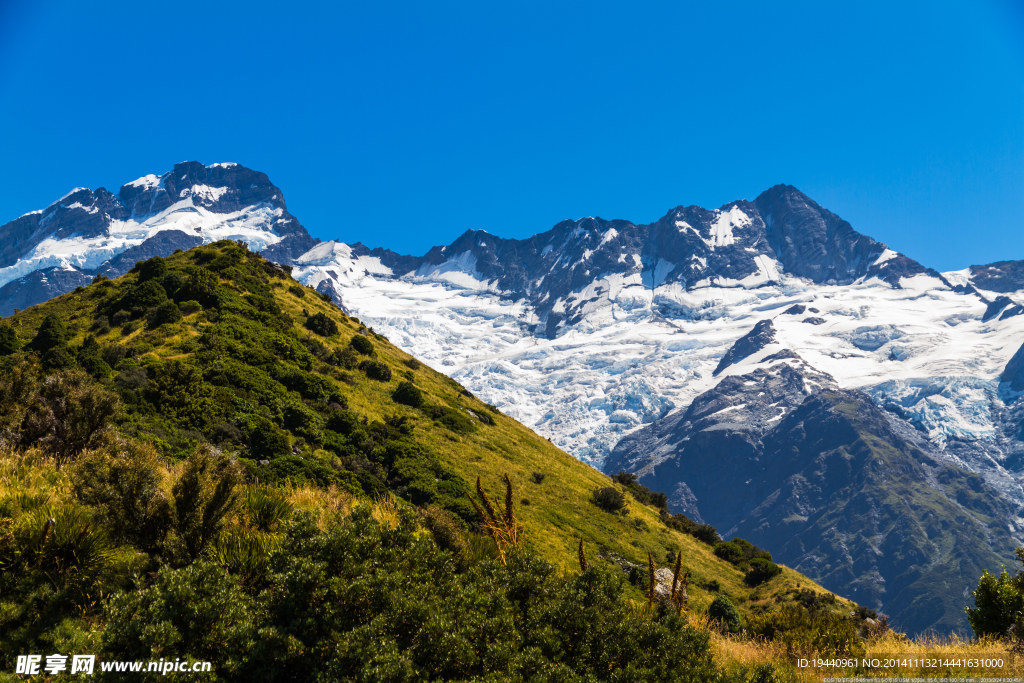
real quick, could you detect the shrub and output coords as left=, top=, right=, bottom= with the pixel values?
left=0, top=323, right=19, bottom=355
left=747, top=605, right=865, bottom=656
left=135, top=256, right=167, bottom=282
left=708, top=595, right=743, bottom=633
left=179, top=299, right=203, bottom=315
left=745, top=558, right=783, bottom=586
left=531, top=472, right=546, bottom=484
left=102, top=561, right=257, bottom=669
left=714, top=541, right=745, bottom=565
left=403, top=357, right=421, bottom=370
left=611, top=471, right=668, bottom=510
left=168, top=446, right=243, bottom=564
left=178, top=265, right=219, bottom=305
left=243, top=487, right=293, bottom=532
left=349, top=334, right=374, bottom=355
left=146, top=300, right=182, bottom=328
left=392, top=380, right=423, bottom=407
left=966, top=567, right=1024, bottom=638
left=30, top=313, right=69, bottom=352
left=304, top=312, right=338, bottom=337
left=19, top=371, right=119, bottom=463
left=592, top=486, right=627, bottom=513
left=288, top=284, right=306, bottom=298
left=76, top=335, right=112, bottom=378
left=692, top=524, right=722, bottom=545
left=358, top=359, right=392, bottom=382
left=73, top=440, right=172, bottom=551
left=123, top=279, right=169, bottom=309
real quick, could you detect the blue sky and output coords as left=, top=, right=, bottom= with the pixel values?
left=1, top=1, right=1021, bottom=270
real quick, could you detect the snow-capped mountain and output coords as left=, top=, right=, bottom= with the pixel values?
left=0, top=161, right=316, bottom=314
left=293, top=186, right=1024, bottom=486
left=5, top=163, right=1024, bottom=633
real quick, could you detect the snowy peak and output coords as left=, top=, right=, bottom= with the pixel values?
left=0, top=161, right=317, bottom=314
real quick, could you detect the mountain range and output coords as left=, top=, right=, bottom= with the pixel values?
left=4, top=161, right=1023, bottom=633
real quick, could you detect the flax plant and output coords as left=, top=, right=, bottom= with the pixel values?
left=466, top=474, right=523, bottom=565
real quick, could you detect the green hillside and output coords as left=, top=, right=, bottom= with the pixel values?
left=0, top=241, right=866, bottom=680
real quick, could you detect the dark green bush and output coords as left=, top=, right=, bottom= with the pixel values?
left=30, top=313, right=69, bottom=352
left=592, top=486, right=627, bottom=513
left=349, top=334, right=374, bottom=355
left=611, top=471, right=668, bottom=510
left=714, top=541, right=745, bottom=565
left=135, top=256, right=167, bottom=282
left=966, top=568, right=1024, bottom=638
left=392, top=380, right=423, bottom=407
left=304, top=312, right=338, bottom=337
left=708, top=595, right=743, bottom=633
left=358, top=359, right=392, bottom=382
left=146, top=300, right=182, bottom=328
left=288, top=284, right=306, bottom=298
left=76, top=335, right=111, bottom=378
left=123, top=279, right=169, bottom=309
left=179, top=299, right=202, bottom=315
left=102, top=509, right=723, bottom=681
left=692, top=524, right=723, bottom=545
left=403, top=357, right=421, bottom=370
left=19, top=371, right=119, bottom=463
left=0, top=323, right=19, bottom=355
left=745, top=558, right=783, bottom=586
left=531, top=472, right=546, bottom=484
left=747, top=605, right=865, bottom=656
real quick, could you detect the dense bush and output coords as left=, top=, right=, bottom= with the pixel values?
left=73, top=440, right=172, bottom=552
left=359, top=359, right=392, bottom=381
left=392, top=380, right=423, bottom=407
left=714, top=541, right=745, bottom=564
left=147, top=300, right=183, bottom=328
left=19, top=371, right=119, bottom=463
left=102, top=509, right=724, bottom=681
left=0, top=323, right=19, bottom=355
left=592, top=486, right=627, bottom=513
left=167, top=446, right=243, bottom=565
left=135, top=255, right=167, bottom=282
left=708, top=595, right=743, bottom=633
left=745, top=558, right=782, bottom=586
left=966, top=567, right=1024, bottom=638
left=304, top=311, right=338, bottom=337
left=349, top=334, right=374, bottom=355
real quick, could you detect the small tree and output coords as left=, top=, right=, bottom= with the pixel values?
left=966, top=567, right=1024, bottom=638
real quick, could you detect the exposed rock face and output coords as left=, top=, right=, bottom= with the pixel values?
left=713, top=319, right=777, bottom=375
left=1002, top=341, right=1024, bottom=392
left=609, top=356, right=1021, bottom=635
left=753, top=185, right=929, bottom=285
left=970, top=260, right=1024, bottom=294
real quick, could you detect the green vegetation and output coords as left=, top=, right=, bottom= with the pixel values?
left=966, top=547, right=1024, bottom=639
left=0, top=241, right=869, bottom=679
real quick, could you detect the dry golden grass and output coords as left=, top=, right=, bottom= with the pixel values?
left=706, top=617, right=1024, bottom=681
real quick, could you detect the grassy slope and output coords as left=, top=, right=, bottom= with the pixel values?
left=4, top=241, right=848, bottom=620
